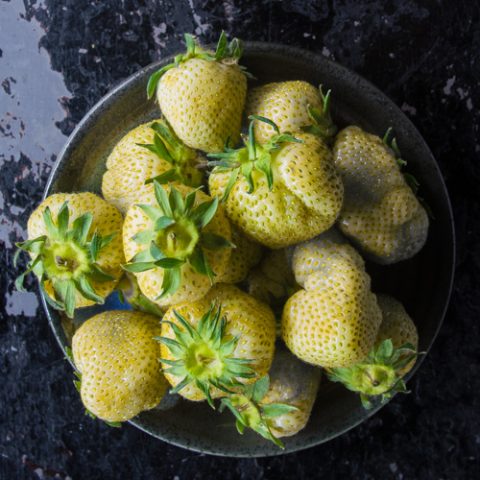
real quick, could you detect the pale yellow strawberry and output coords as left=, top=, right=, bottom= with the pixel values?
left=282, top=232, right=381, bottom=368
left=246, top=81, right=335, bottom=143
left=376, top=294, right=419, bottom=375
left=262, top=348, right=321, bottom=438
left=209, top=129, right=343, bottom=249
left=159, top=284, right=276, bottom=403
left=216, top=226, right=263, bottom=284
left=17, top=192, right=124, bottom=317
left=102, top=119, right=204, bottom=214
left=123, top=183, right=232, bottom=307
left=327, top=294, right=419, bottom=408
left=72, top=310, right=168, bottom=422
left=333, top=126, right=429, bottom=264
left=149, top=33, right=247, bottom=153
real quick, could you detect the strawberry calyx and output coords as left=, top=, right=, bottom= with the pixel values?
left=147, top=31, right=247, bottom=99
left=219, top=375, right=298, bottom=449
left=138, top=120, right=204, bottom=187
left=157, top=304, right=256, bottom=408
left=15, top=202, right=116, bottom=318
left=382, top=128, right=433, bottom=218
left=301, top=85, right=337, bottom=142
left=123, top=182, right=233, bottom=300
left=326, top=339, right=419, bottom=409
left=207, top=115, right=302, bottom=200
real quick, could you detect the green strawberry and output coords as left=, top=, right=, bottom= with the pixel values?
left=246, top=81, right=336, bottom=143
left=72, top=310, right=168, bottom=422
left=282, top=230, right=382, bottom=368
left=333, top=126, right=429, bottom=264
left=158, top=284, right=276, bottom=405
left=102, top=119, right=204, bottom=214
left=147, top=32, right=248, bottom=153
left=15, top=193, right=124, bottom=318
left=208, top=116, right=344, bottom=249
left=122, top=182, right=233, bottom=307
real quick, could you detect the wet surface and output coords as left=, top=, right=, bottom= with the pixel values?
left=0, top=0, right=479, bottom=478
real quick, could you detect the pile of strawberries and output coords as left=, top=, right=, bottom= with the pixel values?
left=16, top=33, right=429, bottom=447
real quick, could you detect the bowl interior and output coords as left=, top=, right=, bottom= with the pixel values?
left=43, top=43, right=455, bottom=457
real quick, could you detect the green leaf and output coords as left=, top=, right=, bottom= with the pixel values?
left=157, top=267, right=181, bottom=299
left=215, top=31, right=228, bottom=60
left=105, top=421, right=122, bottom=428
left=221, top=169, right=239, bottom=202
left=191, top=197, right=219, bottom=228
left=196, top=380, right=215, bottom=409
left=137, top=204, right=162, bottom=221
left=149, top=242, right=165, bottom=261
left=75, top=276, right=104, bottom=304
left=241, top=162, right=255, bottom=193
left=146, top=65, right=175, bottom=99
left=261, top=403, right=298, bottom=418
left=40, top=279, right=65, bottom=311
left=122, top=261, right=157, bottom=273
left=89, top=264, right=115, bottom=282
left=169, top=185, right=185, bottom=215
left=255, top=156, right=274, bottom=190
left=154, top=182, right=173, bottom=217
left=15, top=255, right=42, bottom=292
left=169, top=376, right=191, bottom=395
left=248, top=115, right=280, bottom=134
left=42, top=206, right=57, bottom=238
left=189, top=247, right=214, bottom=282
left=146, top=168, right=179, bottom=185
left=56, top=202, right=70, bottom=239
left=72, top=213, right=93, bottom=244
left=89, top=231, right=102, bottom=262
left=250, top=375, right=270, bottom=403
left=132, top=230, right=155, bottom=245
left=155, top=216, right=176, bottom=231
left=201, top=232, right=234, bottom=250
left=155, top=257, right=185, bottom=269
left=55, top=280, right=76, bottom=318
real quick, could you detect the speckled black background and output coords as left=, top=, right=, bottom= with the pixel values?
left=1, top=0, right=479, bottom=479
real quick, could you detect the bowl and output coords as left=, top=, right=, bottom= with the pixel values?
left=42, top=42, right=455, bottom=457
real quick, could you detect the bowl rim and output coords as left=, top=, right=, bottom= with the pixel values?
left=41, top=41, right=456, bottom=457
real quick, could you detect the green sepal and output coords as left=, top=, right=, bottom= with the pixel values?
left=147, top=31, right=248, bottom=99
left=15, top=202, right=118, bottom=318
left=300, top=85, right=337, bottom=142
left=207, top=116, right=302, bottom=199
left=327, top=339, right=420, bottom=409
left=383, top=127, right=433, bottom=217
left=157, top=304, right=255, bottom=406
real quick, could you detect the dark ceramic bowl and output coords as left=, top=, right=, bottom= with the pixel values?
left=42, top=42, right=455, bottom=457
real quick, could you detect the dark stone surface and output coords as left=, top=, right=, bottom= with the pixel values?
left=0, top=0, right=478, bottom=478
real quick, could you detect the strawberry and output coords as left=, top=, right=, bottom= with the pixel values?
left=15, top=193, right=123, bottom=318
left=147, top=32, right=248, bottom=153
left=72, top=310, right=168, bottom=423
left=208, top=116, right=344, bottom=249
left=102, top=119, right=204, bottom=214
left=216, top=226, right=263, bottom=284
left=122, top=182, right=233, bottom=307
left=158, top=284, right=276, bottom=405
left=260, top=347, right=320, bottom=438
left=220, top=346, right=320, bottom=447
left=333, top=126, right=429, bottom=264
left=281, top=231, right=382, bottom=368
left=327, top=295, right=419, bottom=409
left=375, top=294, right=419, bottom=376
left=246, top=81, right=336, bottom=143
